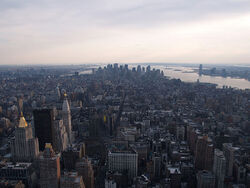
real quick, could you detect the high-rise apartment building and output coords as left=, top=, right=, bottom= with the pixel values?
left=223, top=143, right=238, bottom=177
left=195, top=135, right=214, bottom=171
left=213, top=149, right=226, bottom=188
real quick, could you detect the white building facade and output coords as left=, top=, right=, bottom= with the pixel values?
left=108, top=150, right=138, bottom=179
left=62, top=96, right=73, bottom=144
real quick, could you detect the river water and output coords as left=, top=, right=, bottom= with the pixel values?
left=152, top=65, right=250, bottom=90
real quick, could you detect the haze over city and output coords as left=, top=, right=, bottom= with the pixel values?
left=1, top=0, right=250, bottom=65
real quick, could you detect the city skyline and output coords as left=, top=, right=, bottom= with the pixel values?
left=0, top=64, right=249, bottom=187
left=1, top=0, right=250, bottom=65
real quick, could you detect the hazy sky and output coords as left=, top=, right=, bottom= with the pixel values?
left=1, top=0, right=250, bottom=65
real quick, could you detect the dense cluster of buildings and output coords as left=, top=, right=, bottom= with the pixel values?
left=0, top=64, right=249, bottom=187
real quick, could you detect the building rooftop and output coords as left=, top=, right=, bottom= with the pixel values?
left=0, top=162, right=32, bottom=169
left=108, top=147, right=137, bottom=154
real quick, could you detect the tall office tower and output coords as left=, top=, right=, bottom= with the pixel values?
left=223, top=143, right=237, bottom=177
left=62, top=95, right=72, bottom=144
left=56, top=86, right=61, bottom=100
left=39, top=143, right=61, bottom=188
left=75, top=157, right=94, bottom=188
left=113, top=63, right=118, bottom=69
left=53, top=119, right=68, bottom=152
left=33, top=108, right=55, bottom=150
left=60, top=172, right=85, bottom=188
left=146, top=65, right=151, bottom=72
left=107, top=115, right=114, bottom=136
left=108, top=148, right=138, bottom=179
left=199, top=64, right=203, bottom=75
left=11, top=113, right=39, bottom=162
left=213, top=149, right=226, bottom=188
left=195, top=135, right=214, bottom=171
left=142, top=66, right=145, bottom=72
left=137, top=65, right=142, bottom=73
left=124, top=64, right=128, bottom=70
left=197, top=171, right=215, bottom=188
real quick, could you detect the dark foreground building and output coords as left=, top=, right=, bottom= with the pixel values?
left=33, top=108, right=55, bottom=150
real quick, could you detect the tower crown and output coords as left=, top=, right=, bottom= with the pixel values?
left=18, top=112, right=28, bottom=127
left=45, top=143, right=52, bottom=149
left=43, top=143, right=55, bottom=158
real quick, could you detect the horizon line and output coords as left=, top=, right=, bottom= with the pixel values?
left=0, top=62, right=250, bottom=67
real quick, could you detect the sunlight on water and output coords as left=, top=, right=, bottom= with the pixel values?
left=153, top=66, right=250, bottom=89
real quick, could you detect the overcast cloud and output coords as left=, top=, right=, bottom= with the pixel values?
left=0, top=0, right=250, bottom=65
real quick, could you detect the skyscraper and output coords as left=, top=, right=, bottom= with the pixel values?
left=199, top=64, right=203, bottom=75
left=62, top=95, right=72, bottom=144
left=146, top=65, right=151, bottom=72
left=213, top=149, right=226, bottom=188
left=11, top=113, right=39, bottom=162
left=223, top=143, right=237, bottom=177
left=53, top=119, right=68, bottom=152
left=195, top=135, right=214, bottom=171
left=39, top=143, right=61, bottom=188
left=56, top=86, right=61, bottom=101
left=33, top=108, right=55, bottom=150
left=153, top=154, right=161, bottom=178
